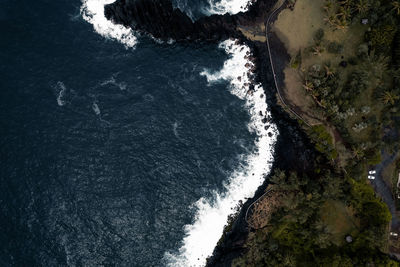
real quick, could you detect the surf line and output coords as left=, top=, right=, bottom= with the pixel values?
left=206, top=0, right=255, bottom=15
left=80, top=0, right=137, bottom=48
left=164, top=39, right=278, bottom=267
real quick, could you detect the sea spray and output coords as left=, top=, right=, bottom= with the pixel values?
left=81, top=0, right=253, bottom=48
left=206, top=0, right=254, bottom=15
left=164, top=39, right=278, bottom=267
left=55, top=81, right=67, bottom=107
left=80, top=0, right=137, bottom=48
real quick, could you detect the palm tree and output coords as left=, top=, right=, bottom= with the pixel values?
left=392, top=1, right=400, bottom=15
left=324, top=65, right=335, bottom=77
left=323, top=2, right=332, bottom=12
left=352, top=146, right=364, bottom=159
left=334, top=18, right=349, bottom=30
left=311, top=92, right=327, bottom=108
left=324, top=14, right=337, bottom=26
left=364, top=53, right=389, bottom=79
left=283, top=252, right=296, bottom=267
left=302, top=80, right=314, bottom=91
left=392, top=68, right=400, bottom=82
left=337, top=6, right=352, bottom=21
left=323, top=0, right=336, bottom=11
left=381, top=91, right=400, bottom=105
left=355, top=0, right=370, bottom=14
left=339, top=0, right=350, bottom=6
left=312, top=45, right=324, bottom=56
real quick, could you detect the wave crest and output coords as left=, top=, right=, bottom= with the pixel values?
left=164, top=39, right=278, bottom=267
left=206, top=0, right=254, bottom=15
left=80, top=0, right=137, bottom=48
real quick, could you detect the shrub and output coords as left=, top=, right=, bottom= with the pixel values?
left=366, top=149, right=381, bottom=165
left=327, top=41, right=344, bottom=54
left=393, top=32, right=400, bottom=68
left=357, top=43, right=369, bottom=57
left=314, top=28, right=325, bottom=42
left=367, top=24, right=397, bottom=54
left=290, top=51, right=302, bottom=69
left=362, top=201, right=391, bottom=227
left=309, top=125, right=338, bottom=160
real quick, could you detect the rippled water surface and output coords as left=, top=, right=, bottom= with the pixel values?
left=0, top=0, right=276, bottom=266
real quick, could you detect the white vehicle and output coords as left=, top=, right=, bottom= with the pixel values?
left=368, top=175, right=375, bottom=180
left=369, top=170, right=376, bottom=174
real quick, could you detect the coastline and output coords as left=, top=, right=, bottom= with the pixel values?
left=206, top=38, right=318, bottom=264
left=102, top=0, right=400, bottom=264
left=206, top=4, right=320, bottom=265
left=103, top=0, right=320, bottom=265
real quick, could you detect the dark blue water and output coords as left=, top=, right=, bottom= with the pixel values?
left=0, top=0, right=256, bottom=266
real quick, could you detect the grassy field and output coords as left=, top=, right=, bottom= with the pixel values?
left=271, top=0, right=398, bottom=167
left=320, top=200, right=359, bottom=246
left=272, top=0, right=327, bottom=125
left=233, top=0, right=400, bottom=264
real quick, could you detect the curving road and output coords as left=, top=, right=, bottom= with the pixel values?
left=264, top=0, right=311, bottom=127
left=370, top=151, right=400, bottom=228
left=245, top=0, right=310, bottom=228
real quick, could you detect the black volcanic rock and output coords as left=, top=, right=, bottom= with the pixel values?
left=104, top=1, right=309, bottom=267
left=104, top=0, right=240, bottom=41
left=105, top=0, right=193, bottom=40
left=104, top=0, right=276, bottom=42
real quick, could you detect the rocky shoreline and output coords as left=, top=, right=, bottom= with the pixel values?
left=105, top=0, right=319, bottom=265
left=104, top=0, right=275, bottom=42
left=207, top=39, right=318, bottom=267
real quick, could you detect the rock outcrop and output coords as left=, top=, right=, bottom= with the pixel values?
left=103, top=1, right=293, bottom=266
left=104, top=0, right=275, bottom=42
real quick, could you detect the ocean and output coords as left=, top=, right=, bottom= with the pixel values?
left=0, top=0, right=277, bottom=266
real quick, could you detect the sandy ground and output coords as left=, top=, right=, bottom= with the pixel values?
left=270, top=0, right=367, bottom=129
left=272, top=0, right=325, bottom=56
left=270, top=0, right=327, bottom=125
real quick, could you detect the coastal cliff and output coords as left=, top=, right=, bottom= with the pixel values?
left=104, top=0, right=319, bottom=266
left=104, top=0, right=274, bottom=42
left=104, top=0, right=400, bottom=265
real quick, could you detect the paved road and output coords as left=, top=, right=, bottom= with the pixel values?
left=370, top=151, right=399, bottom=228
left=245, top=0, right=308, bottom=228
left=262, top=0, right=400, bottom=232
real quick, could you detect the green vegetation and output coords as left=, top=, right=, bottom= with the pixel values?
left=230, top=0, right=400, bottom=265
left=297, top=0, right=400, bottom=172
left=290, top=50, right=302, bottom=69
left=233, top=169, right=395, bottom=266
left=308, top=125, right=338, bottom=160
left=320, top=200, right=358, bottom=246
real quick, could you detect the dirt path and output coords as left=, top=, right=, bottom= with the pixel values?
left=265, top=0, right=311, bottom=127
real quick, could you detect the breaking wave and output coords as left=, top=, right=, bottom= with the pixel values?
left=164, top=39, right=278, bottom=266
left=206, top=0, right=254, bottom=15
left=80, top=0, right=137, bottom=48
left=54, top=81, right=67, bottom=106
left=80, top=0, right=254, bottom=47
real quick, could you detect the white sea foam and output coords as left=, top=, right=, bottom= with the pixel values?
left=92, top=102, right=101, bottom=115
left=100, top=75, right=127, bottom=90
left=80, top=0, right=137, bottom=48
left=56, top=81, right=67, bottom=106
left=206, top=0, right=254, bottom=15
left=173, top=121, right=180, bottom=139
left=80, top=0, right=253, bottom=48
left=164, top=40, right=278, bottom=267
